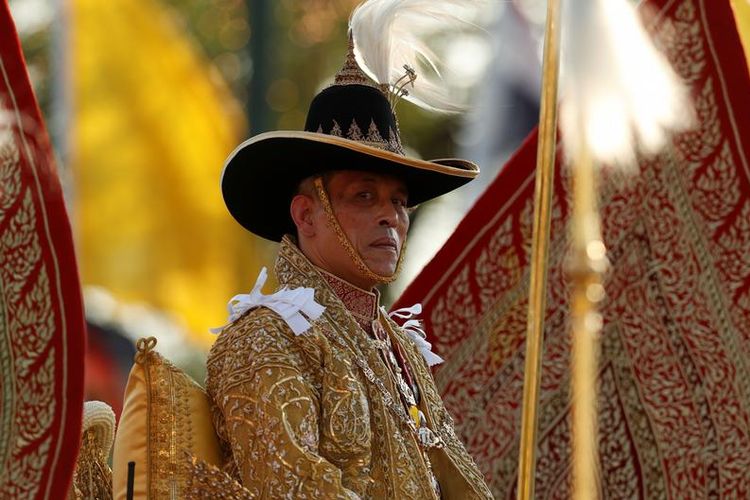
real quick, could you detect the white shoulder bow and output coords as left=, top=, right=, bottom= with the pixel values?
left=389, top=303, right=444, bottom=367
left=211, top=267, right=325, bottom=336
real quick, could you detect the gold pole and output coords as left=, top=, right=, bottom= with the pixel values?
left=569, top=144, right=606, bottom=500
left=516, top=0, right=562, bottom=498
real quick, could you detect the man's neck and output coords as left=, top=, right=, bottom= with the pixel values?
left=317, top=267, right=380, bottom=334
left=298, top=239, right=378, bottom=290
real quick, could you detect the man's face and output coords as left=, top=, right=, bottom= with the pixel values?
left=297, top=170, right=410, bottom=289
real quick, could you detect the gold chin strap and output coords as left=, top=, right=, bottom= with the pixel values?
left=313, top=176, right=406, bottom=285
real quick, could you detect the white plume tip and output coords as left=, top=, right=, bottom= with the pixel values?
left=560, top=0, right=695, bottom=169
left=349, top=0, right=487, bottom=113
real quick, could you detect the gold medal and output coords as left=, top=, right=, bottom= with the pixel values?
left=409, top=405, right=420, bottom=427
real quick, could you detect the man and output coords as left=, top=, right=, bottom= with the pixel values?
left=206, top=37, right=494, bottom=500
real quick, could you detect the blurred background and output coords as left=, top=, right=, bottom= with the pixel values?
left=8, top=0, right=546, bottom=417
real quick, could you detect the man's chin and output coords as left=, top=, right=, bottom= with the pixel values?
left=365, top=261, right=397, bottom=278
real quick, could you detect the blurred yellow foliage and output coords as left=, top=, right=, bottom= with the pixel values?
left=731, top=0, right=750, bottom=69
left=70, top=0, right=276, bottom=347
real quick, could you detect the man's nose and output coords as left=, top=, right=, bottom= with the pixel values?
left=377, top=201, right=399, bottom=227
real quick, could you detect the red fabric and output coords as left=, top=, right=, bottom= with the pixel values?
left=394, top=0, right=750, bottom=497
left=0, top=2, right=86, bottom=498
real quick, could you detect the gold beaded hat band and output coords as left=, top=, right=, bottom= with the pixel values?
left=220, top=40, right=479, bottom=243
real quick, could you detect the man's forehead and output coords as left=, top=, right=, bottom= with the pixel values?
left=329, top=170, right=408, bottom=191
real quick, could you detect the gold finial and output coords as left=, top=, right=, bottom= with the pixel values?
left=334, top=32, right=374, bottom=87
left=135, top=336, right=157, bottom=364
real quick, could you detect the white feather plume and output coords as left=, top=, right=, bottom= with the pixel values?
left=560, top=0, right=693, bottom=168
left=349, top=0, right=484, bottom=112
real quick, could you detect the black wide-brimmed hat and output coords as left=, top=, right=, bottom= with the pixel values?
left=221, top=46, right=479, bottom=242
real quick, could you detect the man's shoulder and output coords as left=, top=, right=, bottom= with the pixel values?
left=209, top=307, right=279, bottom=361
left=232, top=305, right=292, bottom=331
left=206, top=306, right=313, bottom=387
left=213, top=306, right=295, bottom=351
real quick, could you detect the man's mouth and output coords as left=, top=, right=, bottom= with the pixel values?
left=371, top=237, right=398, bottom=252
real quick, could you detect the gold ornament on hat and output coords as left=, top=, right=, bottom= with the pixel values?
left=349, top=0, right=480, bottom=113
left=334, top=32, right=419, bottom=110
left=334, top=33, right=382, bottom=89
left=388, top=64, right=417, bottom=109
left=308, top=0, right=483, bottom=285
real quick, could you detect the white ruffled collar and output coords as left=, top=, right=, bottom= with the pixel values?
left=211, top=267, right=325, bottom=336
left=213, top=259, right=443, bottom=367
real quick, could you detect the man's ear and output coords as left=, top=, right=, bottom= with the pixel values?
left=290, top=194, right=316, bottom=237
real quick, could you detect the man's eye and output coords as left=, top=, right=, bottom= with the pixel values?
left=393, top=198, right=407, bottom=207
left=357, top=191, right=374, bottom=200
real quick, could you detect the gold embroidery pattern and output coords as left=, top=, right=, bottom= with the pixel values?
left=382, top=314, right=495, bottom=500
left=182, top=454, right=253, bottom=500
left=316, top=119, right=405, bottom=155
left=330, top=120, right=343, bottom=137
left=207, top=309, right=369, bottom=499
left=68, top=429, right=113, bottom=500
left=412, top=0, right=750, bottom=496
left=366, top=120, right=386, bottom=145
left=475, top=218, right=516, bottom=309
left=135, top=337, right=203, bottom=498
left=0, top=108, right=56, bottom=498
left=319, top=269, right=378, bottom=332
left=275, top=240, right=462, bottom=498
left=206, top=238, right=491, bottom=498
left=68, top=401, right=115, bottom=500
left=347, top=119, right=363, bottom=142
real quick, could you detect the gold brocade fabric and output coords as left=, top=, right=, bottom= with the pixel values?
left=206, top=237, right=493, bottom=499
left=392, top=2, right=750, bottom=496
left=318, top=267, right=379, bottom=333
left=112, top=338, right=223, bottom=499
left=68, top=430, right=113, bottom=500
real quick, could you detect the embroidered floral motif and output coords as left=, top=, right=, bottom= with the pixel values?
left=183, top=454, right=253, bottom=500
left=347, top=119, right=363, bottom=142
left=388, top=124, right=405, bottom=155
left=316, top=118, right=404, bottom=155
left=330, top=120, right=343, bottom=137
left=138, top=340, right=201, bottom=499
left=366, top=119, right=385, bottom=144
left=0, top=107, right=57, bottom=499
left=206, top=237, right=493, bottom=499
left=319, top=268, right=377, bottom=333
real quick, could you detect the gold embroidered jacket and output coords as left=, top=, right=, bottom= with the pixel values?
left=206, top=238, right=493, bottom=499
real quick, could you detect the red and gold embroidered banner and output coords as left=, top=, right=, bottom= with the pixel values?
left=394, top=0, right=750, bottom=497
left=0, top=2, right=86, bottom=498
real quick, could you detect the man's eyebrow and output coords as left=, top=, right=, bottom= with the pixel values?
left=351, top=176, right=408, bottom=195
